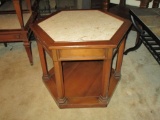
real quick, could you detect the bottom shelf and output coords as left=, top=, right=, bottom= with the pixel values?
left=43, top=61, right=120, bottom=108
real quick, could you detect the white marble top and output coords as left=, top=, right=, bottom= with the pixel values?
left=0, top=13, right=31, bottom=29
left=38, top=10, right=123, bottom=42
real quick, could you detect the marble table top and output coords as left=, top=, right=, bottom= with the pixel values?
left=38, top=10, right=123, bottom=42
left=0, top=13, right=31, bottom=29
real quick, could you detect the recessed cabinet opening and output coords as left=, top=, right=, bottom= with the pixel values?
left=62, top=60, right=103, bottom=98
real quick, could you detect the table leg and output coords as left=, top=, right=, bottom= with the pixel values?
left=12, top=0, right=24, bottom=28
left=152, top=0, right=160, bottom=8
left=124, top=33, right=143, bottom=55
left=4, top=43, right=7, bottom=47
left=103, top=0, right=110, bottom=12
left=115, top=37, right=126, bottom=77
left=37, top=41, right=49, bottom=79
left=23, top=39, right=33, bottom=65
left=124, top=14, right=143, bottom=55
left=99, top=48, right=113, bottom=103
left=119, top=0, right=126, bottom=6
left=52, top=50, right=67, bottom=104
left=140, top=0, right=152, bottom=8
left=25, top=0, right=32, bottom=12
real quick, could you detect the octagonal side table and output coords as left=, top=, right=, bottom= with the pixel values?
left=31, top=10, right=131, bottom=109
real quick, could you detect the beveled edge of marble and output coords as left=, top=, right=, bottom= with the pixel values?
left=38, top=10, right=124, bottom=42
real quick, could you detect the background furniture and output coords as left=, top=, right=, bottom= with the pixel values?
left=38, top=0, right=56, bottom=16
left=124, top=8, right=160, bottom=64
left=102, top=0, right=159, bottom=19
left=152, top=0, right=160, bottom=7
left=35, top=0, right=159, bottom=18
left=31, top=10, right=131, bottom=108
left=0, top=0, right=38, bottom=65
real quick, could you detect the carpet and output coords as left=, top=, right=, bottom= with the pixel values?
left=0, top=30, right=160, bottom=120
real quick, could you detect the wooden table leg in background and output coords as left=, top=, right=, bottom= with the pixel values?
left=140, top=0, right=152, bottom=8
left=103, top=0, right=110, bottom=12
left=152, top=0, right=160, bottom=8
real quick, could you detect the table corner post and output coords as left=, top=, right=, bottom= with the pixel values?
left=51, top=49, right=67, bottom=104
left=99, top=48, right=113, bottom=103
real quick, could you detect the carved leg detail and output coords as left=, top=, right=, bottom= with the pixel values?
left=124, top=35, right=143, bottom=55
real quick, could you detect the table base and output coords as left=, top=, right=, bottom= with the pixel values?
left=43, top=60, right=119, bottom=108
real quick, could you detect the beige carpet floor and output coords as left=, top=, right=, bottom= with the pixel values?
left=0, top=30, right=160, bottom=120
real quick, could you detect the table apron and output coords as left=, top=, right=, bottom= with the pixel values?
left=53, top=48, right=109, bottom=61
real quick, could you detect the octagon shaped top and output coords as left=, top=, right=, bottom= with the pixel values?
left=38, top=10, right=124, bottom=42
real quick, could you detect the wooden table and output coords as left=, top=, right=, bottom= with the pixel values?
left=31, top=10, right=131, bottom=108
left=0, top=0, right=37, bottom=65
